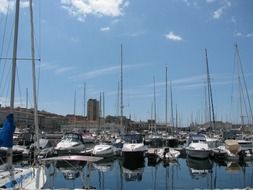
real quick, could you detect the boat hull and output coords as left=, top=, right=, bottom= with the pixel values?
left=186, top=148, right=210, bottom=159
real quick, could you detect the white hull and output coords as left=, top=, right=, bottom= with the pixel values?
left=186, top=148, right=210, bottom=159
left=186, top=142, right=211, bottom=159
left=55, top=143, right=86, bottom=154
left=122, top=143, right=146, bottom=161
left=0, top=166, right=46, bottom=189
left=92, top=144, right=114, bottom=158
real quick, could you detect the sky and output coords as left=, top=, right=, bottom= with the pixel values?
left=0, top=0, right=253, bottom=126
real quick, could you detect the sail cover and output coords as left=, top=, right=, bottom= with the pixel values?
left=0, top=113, right=15, bottom=148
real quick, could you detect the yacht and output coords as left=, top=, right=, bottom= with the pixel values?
left=122, top=133, right=147, bottom=161
left=92, top=143, right=114, bottom=158
left=186, top=134, right=211, bottom=159
left=55, top=132, right=86, bottom=155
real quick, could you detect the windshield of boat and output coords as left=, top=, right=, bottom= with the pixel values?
left=124, top=134, right=143, bottom=143
left=62, top=133, right=81, bottom=142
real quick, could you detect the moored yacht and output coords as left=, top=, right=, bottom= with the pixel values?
left=92, top=143, right=114, bottom=158
left=186, top=134, right=211, bottom=159
left=55, top=132, right=86, bottom=155
left=122, top=133, right=147, bottom=161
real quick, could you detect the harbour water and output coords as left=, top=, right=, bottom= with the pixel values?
left=40, top=157, right=253, bottom=189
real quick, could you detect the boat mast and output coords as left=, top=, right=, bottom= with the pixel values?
left=165, top=65, right=168, bottom=132
left=74, top=88, right=76, bottom=128
left=120, top=44, right=124, bottom=132
left=235, top=44, right=253, bottom=125
left=103, top=92, right=105, bottom=127
left=153, top=76, right=157, bottom=132
left=170, top=80, right=174, bottom=135
left=99, top=92, right=101, bottom=132
left=7, top=0, right=20, bottom=171
left=83, top=82, right=86, bottom=117
left=29, top=0, right=39, bottom=153
left=205, top=49, right=215, bottom=130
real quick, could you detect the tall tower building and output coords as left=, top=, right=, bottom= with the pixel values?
left=87, top=99, right=99, bottom=121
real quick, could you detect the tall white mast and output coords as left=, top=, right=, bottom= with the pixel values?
left=205, top=49, right=215, bottom=130
left=29, top=0, right=39, bottom=153
left=7, top=0, right=20, bottom=171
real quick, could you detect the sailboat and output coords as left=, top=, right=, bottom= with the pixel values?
left=186, top=50, right=214, bottom=159
left=0, top=0, right=46, bottom=189
left=92, top=92, right=115, bottom=158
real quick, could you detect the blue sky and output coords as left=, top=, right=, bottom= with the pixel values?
left=0, top=0, right=252, bottom=126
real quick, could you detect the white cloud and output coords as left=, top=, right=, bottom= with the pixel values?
left=61, top=0, right=129, bottom=22
left=20, top=1, right=30, bottom=8
left=0, top=0, right=30, bottom=14
left=231, top=16, right=237, bottom=24
left=39, top=62, right=75, bottom=76
left=213, top=7, right=224, bottom=19
left=100, top=26, right=110, bottom=32
left=206, top=0, right=216, bottom=3
left=246, top=33, right=253, bottom=38
left=54, top=67, right=75, bottom=75
left=0, top=0, right=13, bottom=14
left=235, top=32, right=242, bottom=37
left=69, top=64, right=140, bottom=80
left=234, top=32, right=253, bottom=38
left=212, top=0, right=231, bottom=19
left=165, top=32, right=183, bottom=41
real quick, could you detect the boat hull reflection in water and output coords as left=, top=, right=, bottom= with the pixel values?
left=122, top=158, right=145, bottom=182
left=93, top=157, right=115, bottom=172
left=122, top=133, right=147, bottom=162
left=186, top=157, right=213, bottom=179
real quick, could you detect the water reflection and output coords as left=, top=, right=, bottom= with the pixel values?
left=121, top=158, right=145, bottom=181
left=56, top=160, right=86, bottom=180
left=225, top=161, right=242, bottom=174
left=42, top=157, right=253, bottom=189
left=93, top=157, right=115, bottom=172
left=186, top=157, right=213, bottom=179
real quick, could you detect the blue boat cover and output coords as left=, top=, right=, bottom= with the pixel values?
left=0, top=113, right=15, bottom=148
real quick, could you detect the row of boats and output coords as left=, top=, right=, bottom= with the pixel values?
left=5, top=129, right=253, bottom=167
left=1, top=128, right=253, bottom=189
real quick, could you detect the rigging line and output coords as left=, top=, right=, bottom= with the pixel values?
left=3, top=65, right=11, bottom=107
left=1, top=61, right=12, bottom=102
left=36, top=58, right=41, bottom=108
left=0, top=57, right=40, bottom=61
left=0, top=1, right=10, bottom=64
left=0, top=18, right=15, bottom=93
left=230, top=46, right=237, bottom=122
left=236, top=45, right=253, bottom=123
left=16, top=65, right=24, bottom=107
left=38, top=0, right=42, bottom=60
